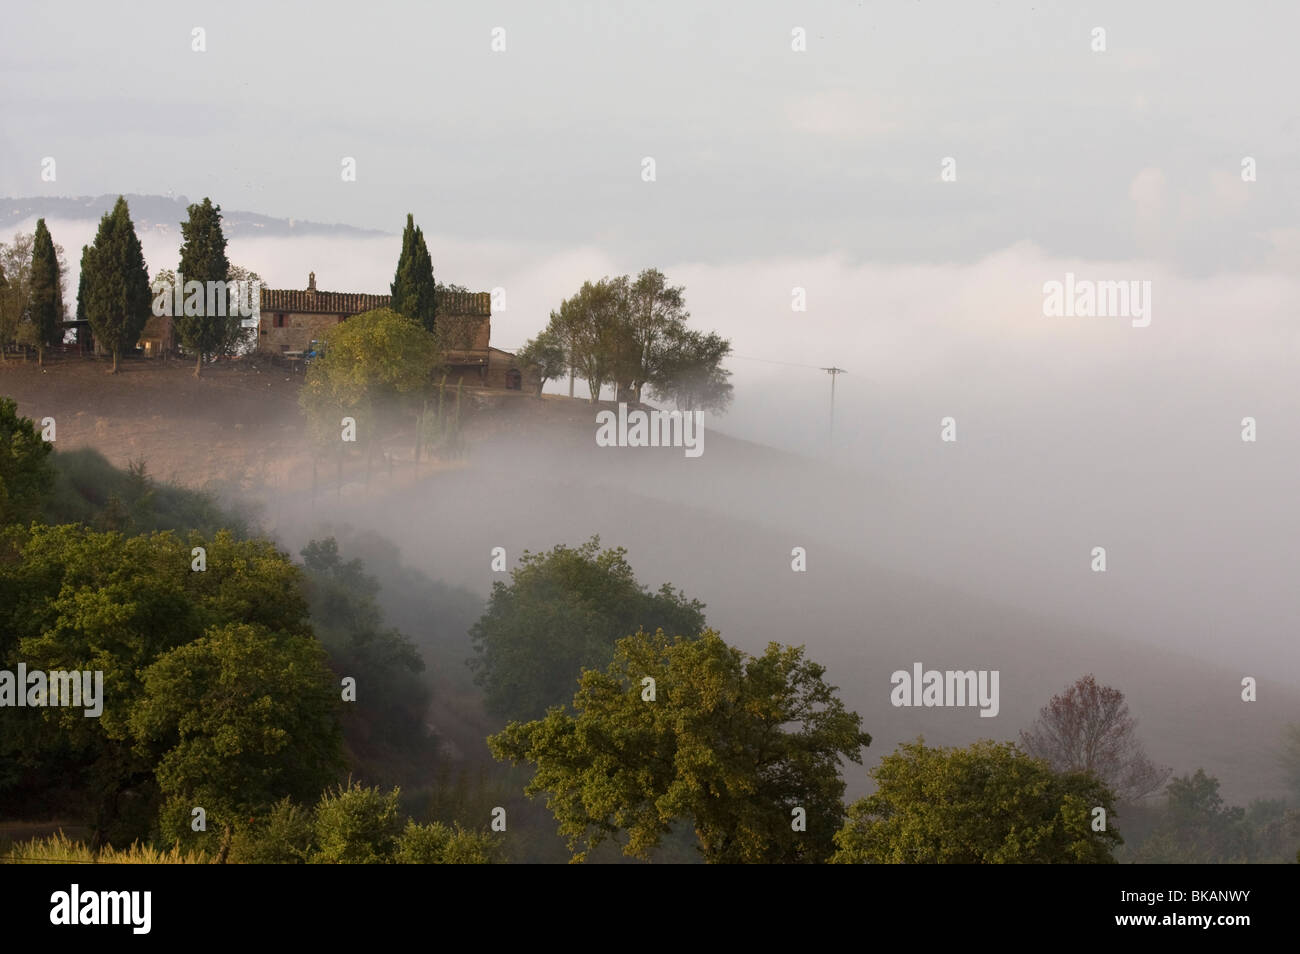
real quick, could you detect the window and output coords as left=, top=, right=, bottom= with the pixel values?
left=274, top=313, right=286, bottom=328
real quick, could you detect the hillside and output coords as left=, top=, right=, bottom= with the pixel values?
left=3, top=355, right=1294, bottom=808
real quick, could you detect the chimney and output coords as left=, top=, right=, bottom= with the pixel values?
left=308, top=271, right=317, bottom=293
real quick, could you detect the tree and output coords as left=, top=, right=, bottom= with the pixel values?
left=0, top=231, right=35, bottom=346
left=649, top=327, right=734, bottom=413
left=133, top=621, right=344, bottom=855
left=390, top=214, right=437, bottom=333
left=491, top=628, right=870, bottom=863
left=0, top=397, right=54, bottom=525
left=515, top=328, right=567, bottom=396
left=299, top=538, right=434, bottom=774
left=298, top=307, right=438, bottom=453
left=832, top=738, right=1121, bottom=863
left=0, top=524, right=318, bottom=843
left=545, top=278, right=626, bottom=403
left=616, top=268, right=691, bottom=403
left=1132, top=769, right=1256, bottom=863
left=81, top=196, right=152, bottom=373
left=1019, top=674, right=1169, bottom=802
left=469, top=536, right=706, bottom=722
left=23, top=219, right=65, bottom=365
left=174, top=197, right=239, bottom=376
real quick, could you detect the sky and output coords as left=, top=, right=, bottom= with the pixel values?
left=2, top=1, right=1299, bottom=682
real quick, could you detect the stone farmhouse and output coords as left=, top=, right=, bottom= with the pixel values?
left=256, top=272, right=523, bottom=389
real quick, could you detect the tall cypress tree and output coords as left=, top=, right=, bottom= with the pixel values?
left=82, top=196, right=151, bottom=374
left=27, top=219, right=64, bottom=366
left=176, top=197, right=233, bottom=376
left=390, top=213, right=437, bottom=333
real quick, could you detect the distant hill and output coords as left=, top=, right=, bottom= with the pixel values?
left=0, top=194, right=388, bottom=239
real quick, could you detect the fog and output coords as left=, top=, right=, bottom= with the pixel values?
left=23, top=227, right=1260, bottom=806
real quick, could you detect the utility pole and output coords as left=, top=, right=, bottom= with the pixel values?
left=821, top=366, right=847, bottom=449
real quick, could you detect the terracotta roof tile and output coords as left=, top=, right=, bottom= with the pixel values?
left=259, top=288, right=491, bottom=317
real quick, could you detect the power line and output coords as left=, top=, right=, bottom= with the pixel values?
left=821, top=366, right=848, bottom=450
left=727, top=353, right=829, bottom=371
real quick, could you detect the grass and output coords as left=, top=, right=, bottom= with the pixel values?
left=1, top=832, right=209, bottom=865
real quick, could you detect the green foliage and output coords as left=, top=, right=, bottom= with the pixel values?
left=310, top=780, right=403, bottom=863
left=0, top=231, right=34, bottom=345
left=648, top=326, right=734, bottom=413
left=393, top=819, right=501, bottom=864
left=541, top=268, right=732, bottom=408
left=0, top=524, right=321, bottom=842
left=41, top=448, right=248, bottom=537
left=134, top=621, right=344, bottom=847
left=390, top=214, right=437, bottom=333
left=0, top=397, right=54, bottom=525
left=5, top=832, right=209, bottom=864
left=545, top=278, right=625, bottom=402
left=1128, top=768, right=1299, bottom=863
left=616, top=267, right=690, bottom=401
left=25, top=219, right=65, bottom=362
left=170, top=199, right=245, bottom=373
left=299, top=307, right=437, bottom=448
left=469, top=536, right=706, bottom=722
left=228, top=798, right=315, bottom=863
left=80, top=196, right=152, bottom=372
left=831, top=738, right=1121, bottom=864
left=490, top=628, right=870, bottom=863
left=299, top=537, right=435, bottom=777
left=516, top=328, right=567, bottom=395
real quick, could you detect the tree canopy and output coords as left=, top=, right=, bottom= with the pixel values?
left=831, top=738, right=1121, bottom=864
left=173, top=197, right=244, bottom=375
left=469, top=536, right=706, bottom=722
left=491, top=628, right=870, bottom=863
left=390, top=214, right=437, bottom=333
left=1019, top=674, right=1169, bottom=802
left=23, top=219, right=65, bottom=364
left=298, top=307, right=438, bottom=449
left=0, top=397, right=54, bottom=526
left=80, top=196, right=152, bottom=372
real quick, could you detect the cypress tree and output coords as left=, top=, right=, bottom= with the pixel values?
left=27, top=219, right=64, bottom=366
left=75, top=247, right=89, bottom=353
left=176, top=197, right=233, bottom=376
left=390, top=213, right=437, bottom=333
left=82, top=196, right=151, bottom=374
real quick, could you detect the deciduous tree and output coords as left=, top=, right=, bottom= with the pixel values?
left=490, top=628, right=870, bottom=863
left=1019, top=674, right=1169, bottom=802
left=832, top=738, right=1121, bottom=863
left=469, top=536, right=705, bottom=722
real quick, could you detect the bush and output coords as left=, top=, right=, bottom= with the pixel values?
left=310, top=781, right=402, bottom=864
left=393, top=820, right=500, bottom=864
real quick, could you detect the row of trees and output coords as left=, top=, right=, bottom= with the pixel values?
left=469, top=536, right=1253, bottom=863
left=0, top=220, right=68, bottom=365
left=0, top=399, right=467, bottom=853
left=518, top=269, right=734, bottom=412
left=1, top=196, right=260, bottom=375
